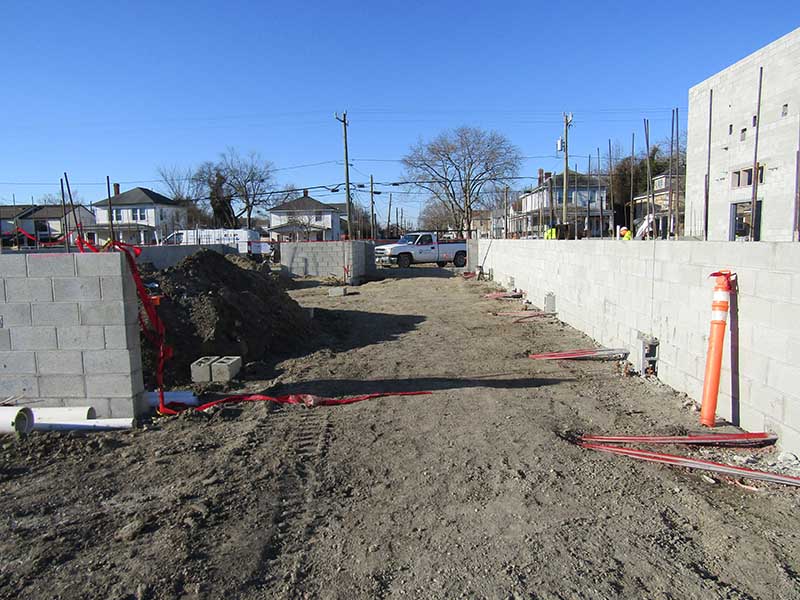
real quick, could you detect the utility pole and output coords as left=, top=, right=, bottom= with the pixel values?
left=387, top=193, right=392, bottom=235
left=400, top=208, right=404, bottom=234
left=561, top=112, right=573, bottom=228
left=369, top=175, right=375, bottom=239
left=334, top=111, right=352, bottom=239
left=395, top=207, right=399, bottom=236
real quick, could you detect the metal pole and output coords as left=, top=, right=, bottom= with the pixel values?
left=106, top=176, right=116, bottom=248
left=597, top=147, right=602, bottom=238
left=669, top=109, right=675, bottom=239
left=607, top=139, right=615, bottom=237
left=750, top=67, right=764, bottom=241
left=335, top=111, right=352, bottom=239
left=574, top=163, right=579, bottom=239
left=387, top=193, right=392, bottom=235
left=586, top=154, right=592, bottom=237
left=644, top=120, right=655, bottom=238
left=60, top=178, right=70, bottom=253
left=630, top=133, right=635, bottom=233
left=395, top=207, right=399, bottom=236
left=675, top=107, right=681, bottom=238
left=63, top=172, right=83, bottom=240
left=704, top=91, right=713, bottom=240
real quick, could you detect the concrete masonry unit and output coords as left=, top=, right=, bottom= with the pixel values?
left=478, top=239, right=800, bottom=454
left=280, top=241, right=376, bottom=285
left=0, top=252, right=144, bottom=418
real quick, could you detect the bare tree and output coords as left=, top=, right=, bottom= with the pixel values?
left=419, top=200, right=455, bottom=231
left=402, top=127, right=522, bottom=234
left=218, top=148, right=277, bottom=229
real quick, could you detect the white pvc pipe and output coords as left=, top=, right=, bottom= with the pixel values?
left=0, top=406, right=34, bottom=435
left=144, top=391, right=198, bottom=407
left=31, top=406, right=96, bottom=422
left=32, top=418, right=133, bottom=432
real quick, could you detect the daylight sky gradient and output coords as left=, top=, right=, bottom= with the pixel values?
left=1, top=1, right=798, bottom=224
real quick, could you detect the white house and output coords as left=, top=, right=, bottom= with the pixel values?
left=268, top=191, right=343, bottom=241
left=1, top=204, right=95, bottom=247
left=88, top=186, right=187, bottom=245
left=685, top=27, right=800, bottom=241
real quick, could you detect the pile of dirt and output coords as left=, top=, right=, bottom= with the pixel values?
left=140, top=249, right=311, bottom=386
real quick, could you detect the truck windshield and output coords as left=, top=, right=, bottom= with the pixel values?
left=398, top=235, right=420, bottom=244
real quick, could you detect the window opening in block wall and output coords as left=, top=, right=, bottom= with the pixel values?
left=740, top=128, right=747, bottom=141
left=752, top=115, right=757, bottom=127
left=729, top=200, right=761, bottom=241
left=782, top=103, right=789, bottom=117
left=728, top=123, right=733, bottom=135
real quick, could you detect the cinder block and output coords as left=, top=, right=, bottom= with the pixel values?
left=10, top=327, right=57, bottom=350
left=26, top=254, right=75, bottom=277
left=39, top=374, right=85, bottom=397
left=99, top=275, right=131, bottom=301
left=0, top=303, right=32, bottom=327
left=85, top=373, right=138, bottom=398
left=328, top=286, right=347, bottom=297
left=36, top=350, right=84, bottom=375
left=108, top=396, right=136, bottom=418
left=31, top=303, right=79, bottom=326
left=82, top=349, right=135, bottom=374
left=0, top=329, right=9, bottom=351
left=0, top=255, right=27, bottom=277
left=53, top=277, right=101, bottom=301
left=0, top=375, right=38, bottom=397
left=0, top=351, right=36, bottom=374
left=191, top=356, right=220, bottom=383
left=211, top=355, right=242, bottom=382
left=4, top=278, right=54, bottom=302
left=75, top=253, right=124, bottom=277
left=79, top=301, right=127, bottom=325
left=104, top=323, right=139, bottom=349
left=57, top=326, right=105, bottom=350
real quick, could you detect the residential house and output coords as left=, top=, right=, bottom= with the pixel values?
left=0, top=205, right=36, bottom=246
left=631, top=173, right=683, bottom=237
left=685, top=27, right=800, bottom=241
left=87, top=185, right=187, bottom=245
left=268, top=191, right=343, bottom=241
left=0, top=204, right=95, bottom=246
left=509, top=169, right=611, bottom=238
left=471, top=209, right=492, bottom=238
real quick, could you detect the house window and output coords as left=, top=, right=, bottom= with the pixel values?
left=314, top=211, right=323, bottom=222
left=731, top=166, right=764, bottom=188
left=740, top=128, right=747, bottom=141
left=782, top=103, right=789, bottom=117
left=113, top=209, right=123, bottom=222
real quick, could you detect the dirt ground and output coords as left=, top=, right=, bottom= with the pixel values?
left=2, top=267, right=800, bottom=599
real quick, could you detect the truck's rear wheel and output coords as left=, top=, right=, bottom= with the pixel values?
left=436, top=261, right=447, bottom=268
left=397, top=254, right=412, bottom=269
left=453, top=252, right=466, bottom=268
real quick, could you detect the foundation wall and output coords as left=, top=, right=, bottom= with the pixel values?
left=280, top=241, right=376, bottom=284
left=478, top=238, right=800, bottom=452
left=0, top=252, right=144, bottom=418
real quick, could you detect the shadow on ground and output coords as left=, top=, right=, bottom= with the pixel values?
left=267, top=376, right=568, bottom=397
left=375, top=266, right=458, bottom=279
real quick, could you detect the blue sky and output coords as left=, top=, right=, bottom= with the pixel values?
left=1, top=1, right=797, bottom=224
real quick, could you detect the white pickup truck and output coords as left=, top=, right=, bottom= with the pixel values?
left=374, top=232, right=467, bottom=268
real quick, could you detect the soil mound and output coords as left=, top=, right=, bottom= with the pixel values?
left=141, top=249, right=310, bottom=385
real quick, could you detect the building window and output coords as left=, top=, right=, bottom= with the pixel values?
left=752, top=115, right=757, bottom=127
left=731, top=171, right=741, bottom=188
left=782, top=103, right=789, bottom=117
left=740, top=128, right=747, bottom=141
left=728, top=124, right=733, bottom=135
left=314, top=211, right=322, bottom=222
left=113, top=209, right=123, bottom=222
left=729, top=201, right=761, bottom=241
left=730, top=166, right=764, bottom=188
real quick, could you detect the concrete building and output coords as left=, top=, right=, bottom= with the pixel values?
left=89, top=185, right=187, bottom=246
left=685, top=27, right=800, bottom=241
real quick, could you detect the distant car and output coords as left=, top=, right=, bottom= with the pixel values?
left=374, top=231, right=467, bottom=268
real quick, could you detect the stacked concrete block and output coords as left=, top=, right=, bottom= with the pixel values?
left=190, top=356, right=220, bottom=383
left=0, top=252, right=144, bottom=418
left=478, top=238, right=800, bottom=454
left=191, top=355, right=242, bottom=383
left=280, top=241, right=373, bottom=284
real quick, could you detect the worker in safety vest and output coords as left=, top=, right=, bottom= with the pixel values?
left=620, top=226, right=632, bottom=241
left=544, top=224, right=557, bottom=239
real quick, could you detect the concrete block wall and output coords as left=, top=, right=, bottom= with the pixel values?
left=136, top=244, right=237, bottom=269
left=280, top=241, right=375, bottom=284
left=478, top=239, right=800, bottom=453
left=0, top=252, right=144, bottom=418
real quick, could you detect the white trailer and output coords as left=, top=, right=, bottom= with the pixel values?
left=162, top=229, right=272, bottom=255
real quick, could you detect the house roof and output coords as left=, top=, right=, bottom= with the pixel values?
left=91, top=187, right=177, bottom=207
left=270, top=193, right=336, bottom=213
left=27, top=205, right=93, bottom=219
left=326, top=202, right=348, bottom=213
left=0, top=205, right=36, bottom=219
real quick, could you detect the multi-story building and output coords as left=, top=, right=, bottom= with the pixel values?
left=685, top=27, right=800, bottom=241
left=88, top=185, right=187, bottom=245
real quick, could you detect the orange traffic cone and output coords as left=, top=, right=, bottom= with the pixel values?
left=700, top=270, right=734, bottom=427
